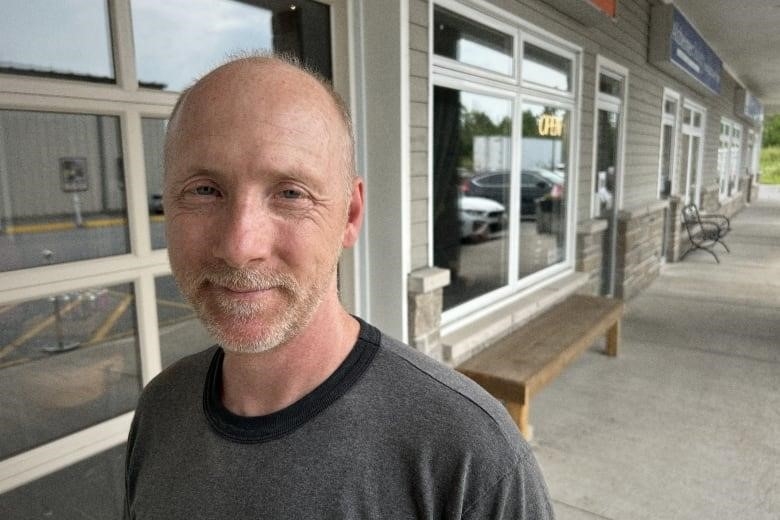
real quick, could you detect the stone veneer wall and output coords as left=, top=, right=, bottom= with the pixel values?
left=407, top=267, right=450, bottom=361
left=615, top=201, right=667, bottom=299
left=576, top=219, right=608, bottom=295
left=701, top=184, right=720, bottom=213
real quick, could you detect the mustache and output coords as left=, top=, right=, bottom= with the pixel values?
left=195, top=265, right=299, bottom=292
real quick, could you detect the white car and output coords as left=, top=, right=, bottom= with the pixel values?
left=459, top=196, right=506, bottom=241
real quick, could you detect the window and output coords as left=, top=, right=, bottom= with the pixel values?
left=0, top=0, right=114, bottom=83
left=432, top=1, right=578, bottom=319
left=131, top=0, right=332, bottom=91
left=718, top=119, right=743, bottom=200
left=0, top=0, right=342, bottom=508
left=0, top=110, right=129, bottom=272
left=0, top=284, right=141, bottom=460
left=433, top=86, right=512, bottom=310
left=433, top=5, right=514, bottom=76
left=522, top=42, right=572, bottom=92
left=141, top=118, right=167, bottom=249
left=155, top=275, right=212, bottom=368
left=658, top=89, right=680, bottom=199
left=0, top=444, right=125, bottom=518
left=680, top=101, right=705, bottom=205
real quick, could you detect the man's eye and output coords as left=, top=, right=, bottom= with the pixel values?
left=280, top=189, right=304, bottom=199
left=194, top=186, right=219, bottom=196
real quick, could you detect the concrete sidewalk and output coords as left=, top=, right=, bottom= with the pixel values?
left=531, top=185, right=780, bottom=520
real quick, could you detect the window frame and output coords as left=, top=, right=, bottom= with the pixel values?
left=680, top=98, right=706, bottom=205
left=590, top=55, right=628, bottom=218
left=430, top=0, right=580, bottom=330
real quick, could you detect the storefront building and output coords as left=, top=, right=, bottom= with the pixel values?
left=0, top=0, right=766, bottom=516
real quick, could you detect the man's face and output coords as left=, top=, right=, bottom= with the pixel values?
left=163, top=62, right=359, bottom=353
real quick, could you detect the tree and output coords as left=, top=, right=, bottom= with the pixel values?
left=762, top=113, right=780, bottom=147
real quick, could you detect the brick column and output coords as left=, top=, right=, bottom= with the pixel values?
left=407, top=267, right=450, bottom=361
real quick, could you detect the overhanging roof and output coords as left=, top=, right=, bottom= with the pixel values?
left=668, top=0, right=780, bottom=116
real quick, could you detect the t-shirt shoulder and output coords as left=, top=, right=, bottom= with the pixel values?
left=375, top=329, right=527, bottom=455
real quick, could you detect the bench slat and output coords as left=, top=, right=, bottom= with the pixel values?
left=458, top=294, right=623, bottom=403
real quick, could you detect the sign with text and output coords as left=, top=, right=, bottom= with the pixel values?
left=650, top=4, right=722, bottom=95
left=537, top=114, right=564, bottom=137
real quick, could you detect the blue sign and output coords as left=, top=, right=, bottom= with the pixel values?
left=669, top=8, right=721, bottom=94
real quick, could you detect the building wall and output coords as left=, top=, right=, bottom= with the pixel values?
left=407, top=0, right=763, bottom=362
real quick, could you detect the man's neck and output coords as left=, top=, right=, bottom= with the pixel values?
left=219, top=300, right=360, bottom=417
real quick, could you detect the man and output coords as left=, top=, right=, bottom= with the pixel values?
left=124, top=54, right=554, bottom=519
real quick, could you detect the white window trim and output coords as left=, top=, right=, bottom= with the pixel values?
left=657, top=87, right=681, bottom=199
left=590, top=55, right=629, bottom=218
left=430, top=0, right=581, bottom=329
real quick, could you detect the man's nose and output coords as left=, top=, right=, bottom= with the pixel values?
left=212, top=198, right=272, bottom=269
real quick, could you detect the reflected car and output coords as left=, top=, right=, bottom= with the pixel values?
left=459, top=196, right=506, bottom=241
left=461, top=169, right=564, bottom=216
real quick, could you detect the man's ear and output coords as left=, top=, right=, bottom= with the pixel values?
left=342, top=177, right=364, bottom=248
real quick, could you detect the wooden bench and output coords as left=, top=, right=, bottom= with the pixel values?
left=457, top=294, right=624, bottom=440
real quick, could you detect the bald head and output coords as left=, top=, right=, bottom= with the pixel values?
left=164, top=54, right=356, bottom=196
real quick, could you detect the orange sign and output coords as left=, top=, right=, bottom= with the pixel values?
left=590, top=0, right=616, bottom=17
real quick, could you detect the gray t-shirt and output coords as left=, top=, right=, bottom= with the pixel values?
left=124, top=319, right=554, bottom=519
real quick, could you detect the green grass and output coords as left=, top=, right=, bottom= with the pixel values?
left=759, top=147, right=780, bottom=184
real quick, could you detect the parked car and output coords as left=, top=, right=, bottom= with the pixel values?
left=459, top=195, right=506, bottom=241
left=462, top=169, right=564, bottom=216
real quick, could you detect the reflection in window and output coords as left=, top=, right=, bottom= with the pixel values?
left=599, top=73, right=622, bottom=97
left=522, top=43, right=571, bottom=91
left=155, top=275, right=213, bottom=368
left=0, top=110, right=129, bottom=272
left=0, top=284, right=141, bottom=461
left=131, top=0, right=332, bottom=91
left=142, top=118, right=167, bottom=249
left=434, top=6, right=513, bottom=76
left=0, top=444, right=125, bottom=518
left=0, top=0, right=114, bottom=83
left=434, top=86, right=511, bottom=311
left=519, top=103, right=569, bottom=277
left=594, top=109, right=619, bottom=218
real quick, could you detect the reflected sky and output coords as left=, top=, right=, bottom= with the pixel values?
left=0, top=0, right=114, bottom=78
left=132, top=0, right=273, bottom=91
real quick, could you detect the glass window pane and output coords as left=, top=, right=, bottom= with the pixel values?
left=0, top=110, right=129, bottom=272
left=434, top=86, right=511, bottom=311
left=598, top=73, right=622, bottom=97
left=142, top=118, right=167, bottom=250
left=519, top=103, right=569, bottom=277
left=433, top=6, right=513, bottom=76
left=0, top=444, right=125, bottom=518
left=664, top=99, right=676, bottom=115
left=660, top=124, right=674, bottom=198
left=594, top=108, right=620, bottom=218
left=155, top=275, right=213, bottom=368
left=131, top=0, right=332, bottom=91
left=0, top=0, right=114, bottom=83
left=522, top=43, right=571, bottom=92
left=0, top=284, right=141, bottom=460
